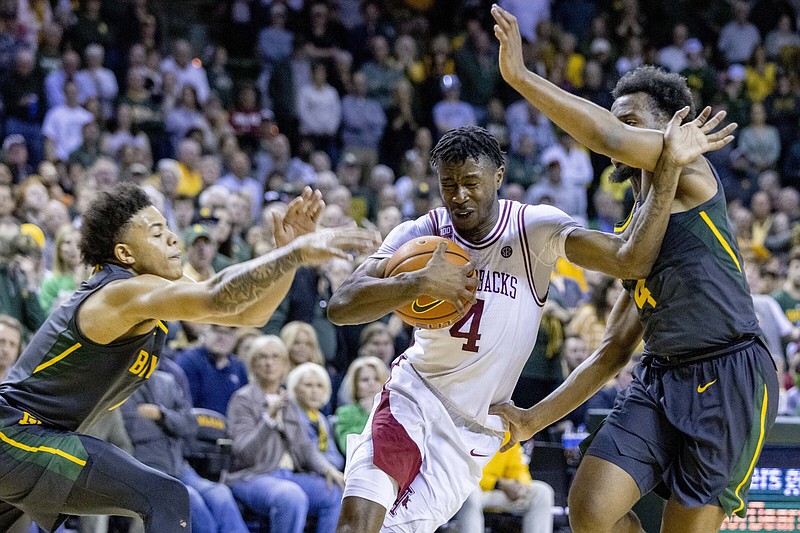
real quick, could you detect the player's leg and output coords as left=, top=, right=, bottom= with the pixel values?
left=568, top=455, right=644, bottom=533
left=336, top=496, right=387, bottom=533
left=62, top=436, right=190, bottom=533
left=660, top=498, right=725, bottom=533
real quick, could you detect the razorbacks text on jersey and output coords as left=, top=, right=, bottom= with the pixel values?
left=374, top=200, right=579, bottom=425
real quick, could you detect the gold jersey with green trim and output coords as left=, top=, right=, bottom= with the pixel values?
left=0, top=264, right=167, bottom=432
left=620, top=161, right=761, bottom=358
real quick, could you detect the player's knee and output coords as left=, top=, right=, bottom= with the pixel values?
left=337, top=496, right=386, bottom=533
left=568, top=484, right=608, bottom=531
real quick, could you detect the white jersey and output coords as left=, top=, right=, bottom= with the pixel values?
left=375, top=199, right=579, bottom=425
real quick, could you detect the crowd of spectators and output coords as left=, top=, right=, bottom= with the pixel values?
left=1, top=0, right=800, bottom=531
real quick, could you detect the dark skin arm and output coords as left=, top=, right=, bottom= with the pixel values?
left=492, top=4, right=662, bottom=171
left=562, top=107, right=735, bottom=280
left=491, top=4, right=727, bottom=214
left=491, top=291, right=642, bottom=451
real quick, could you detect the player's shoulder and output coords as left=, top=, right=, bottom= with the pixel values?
left=517, top=201, right=574, bottom=226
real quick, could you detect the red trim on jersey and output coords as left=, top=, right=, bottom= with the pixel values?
left=454, top=200, right=512, bottom=250
left=371, top=388, right=423, bottom=499
left=428, top=210, right=439, bottom=236
left=517, top=206, right=546, bottom=307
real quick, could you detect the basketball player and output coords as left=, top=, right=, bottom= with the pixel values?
left=489, top=6, right=779, bottom=533
left=329, top=113, right=734, bottom=531
left=0, top=183, right=378, bottom=533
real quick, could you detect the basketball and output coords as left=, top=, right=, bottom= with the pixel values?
left=384, top=236, right=476, bottom=329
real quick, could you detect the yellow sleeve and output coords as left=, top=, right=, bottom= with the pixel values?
left=503, top=443, right=533, bottom=484
left=479, top=439, right=532, bottom=490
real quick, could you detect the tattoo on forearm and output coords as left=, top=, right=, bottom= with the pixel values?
left=211, top=248, right=303, bottom=313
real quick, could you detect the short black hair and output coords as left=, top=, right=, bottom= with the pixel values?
left=80, top=183, right=152, bottom=266
left=430, top=126, right=505, bottom=171
left=612, top=65, right=695, bottom=123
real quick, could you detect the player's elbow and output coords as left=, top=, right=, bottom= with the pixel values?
left=594, top=344, right=633, bottom=376
left=614, top=250, right=654, bottom=280
left=326, top=293, right=350, bottom=325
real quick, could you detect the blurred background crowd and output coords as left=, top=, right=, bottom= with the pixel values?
left=1, top=0, right=800, bottom=531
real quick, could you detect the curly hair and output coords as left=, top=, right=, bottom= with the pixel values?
left=612, top=65, right=695, bottom=123
left=80, top=183, right=152, bottom=266
left=430, top=126, right=505, bottom=171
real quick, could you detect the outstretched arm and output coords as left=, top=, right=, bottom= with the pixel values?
left=80, top=226, right=380, bottom=343
left=562, top=106, right=736, bottom=280
left=491, top=291, right=642, bottom=451
left=201, top=186, right=327, bottom=326
left=492, top=5, right=700, bottom=172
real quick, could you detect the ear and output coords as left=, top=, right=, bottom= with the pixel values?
left=113, top=243, right=136, bottom=266
left=495, top=165, right=505, bottom=190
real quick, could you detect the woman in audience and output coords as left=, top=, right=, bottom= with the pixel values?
left=281, top=320, right=325, bottom=369
left=287, top=362, right=344, bottom=470
left=38, top=224, right=89, bottom=312
left=226, top=335, right=344, bottom=533
left=334, top=355, right=388, bottom=454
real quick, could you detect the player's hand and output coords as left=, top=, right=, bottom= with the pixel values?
left=326, top=467, right=345, bottom=489
left=488, top=401, right=537, bottom=453
left=417, top=242, right=478, bottom=316
left=491, top=4, right=528, bottom=87
left=137, top=403, right=162, bottom=420
left=295, top=227, right=381, bottom=266
left=662, top=106, right=737, bottom=168
left=273, top=187, right=325, bottom=247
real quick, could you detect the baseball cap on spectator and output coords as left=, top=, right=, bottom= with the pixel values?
left=19, top=223, right=45, bottom=250
left=2, top=135, right=25, bottom=152
left=727, top=64, right=745, bottom=82
left=684, top=38, right=703, bottom=55
left=184, top=224, right=212, bottom=247
left=589, top=38, right=611, bottom=56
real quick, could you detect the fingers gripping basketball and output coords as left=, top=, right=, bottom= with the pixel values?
left=385, top=236, right=477, bottom=329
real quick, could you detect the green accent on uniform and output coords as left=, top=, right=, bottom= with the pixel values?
left=718, top=374, right=767, bottom=518
left=680, top=201, right=746, bottom=285
left=0, top=426, right=87, bottom=481
left=28, top=329, right=80, bottom=379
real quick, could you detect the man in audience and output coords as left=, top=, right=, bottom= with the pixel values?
left=121, top=369, right=249, bottom=533
left=177, top=324, right=249, bottom=415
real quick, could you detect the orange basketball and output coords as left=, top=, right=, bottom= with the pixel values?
left=385, top=236, right=476, bottom=329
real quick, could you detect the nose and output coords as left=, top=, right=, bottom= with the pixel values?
left=452, top=185, right=468, bottom=203
left=167, top=231, right=178, bottom=247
